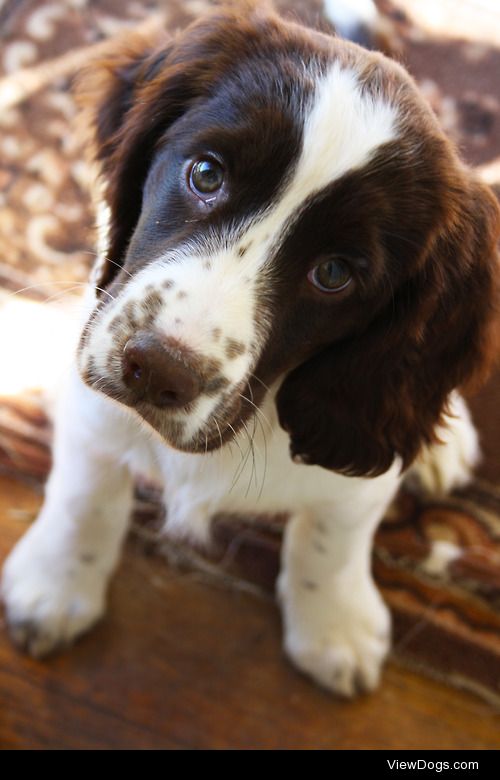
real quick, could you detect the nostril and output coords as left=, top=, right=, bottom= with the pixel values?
left=122, top=342, right=147, bottom=392
left=129, top=362, right=142, bottom=381
left=121, top=332, right=201, bottom=409
left=159, top=389, right=180, bottom=406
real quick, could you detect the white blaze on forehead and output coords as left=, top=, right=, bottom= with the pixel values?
left=299, top=62, right=396, bottom=191
left=174, top=62, right=399, bottom=286
left=92, top=61, right=398, bottom=295
left=260, top=61, right=397, bottom=241
left=217, top=61, right=398, bottom=272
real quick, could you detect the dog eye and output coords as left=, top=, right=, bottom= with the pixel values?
left=189, top=158, right=225, bottom=199
left=308, top=257, right=352, bottom=293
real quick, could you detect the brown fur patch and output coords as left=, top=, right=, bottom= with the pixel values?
left=109, top=314, right=125, bottom=334
left=82, top=356, right=97, bottom=386
left=204, top=375, right=230, bottom=397
left=142, top=290, right=164, bottom=321
left=123, top=300, right=139, bottom=329
left=199, top=356, right=229, bottom=397
left=225, top=338, right=246, bottom=359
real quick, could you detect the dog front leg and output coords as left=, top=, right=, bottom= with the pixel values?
left=278, top=476, right=400, bottom=697
left=1, top=369, right=133, bottom=657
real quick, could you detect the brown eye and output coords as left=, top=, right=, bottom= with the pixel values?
left=189, top=158, right=224, bottom=198
left=308, top=257, right=352, bottom=293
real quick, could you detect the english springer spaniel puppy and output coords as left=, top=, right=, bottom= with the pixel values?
left=2, top=0, right=499, bottom=697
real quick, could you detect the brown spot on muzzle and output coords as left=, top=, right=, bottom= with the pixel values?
left=123, top=300, right=140, bottom=329
left=82, top=356, right=97, bottom=385
left=199, top=356, right=230, bottom=397
left=225, top=338, right=246, bottom=359
left=109, top=314, right=125, bottom=334
left=78, top=300, right=105, bottom=353
left=142, top=290, right=164, bottom=326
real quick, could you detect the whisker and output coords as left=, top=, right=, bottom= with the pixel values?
left=90, top=376, right=110, bottom=394
left=103, top=257, right=133, bottom=279
left=41, top=285, right=95, bottom=305
left=3, top=278, right=120, bottom=309
left=252, top=410, right=268, bottom=502
left=240, top=389, right=269, bottom=499
left=229, top=418, right=254, bottom=493
left=240, top=418, right=257, bottom=498
left=4, top=279, right=90, bottom=300
left=248, top=372, right=271, bottom=393
left=239, top=393, right=273, bottom=431
left=94, top=285, right=117, bottom=302
left=226, top=422, right=245, bottom=460
left=82, top=251, right=133, bottom=279
left=213, top=417, right=224, bottom=451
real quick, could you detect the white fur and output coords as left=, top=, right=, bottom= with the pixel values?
left=408, top=392, right=480, bottom=495
left=323, top=0, right=379, bottom=38
left=1, top=373, right=134, bottom=657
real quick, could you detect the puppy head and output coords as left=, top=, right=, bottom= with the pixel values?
left=76, top=1, right=500, bottom=470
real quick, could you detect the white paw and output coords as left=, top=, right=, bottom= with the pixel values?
left=280, top=577, right=391, bottom=697
left=408, top=393, right=480, bottom=495
left=2, top=530, right=106, bottom=658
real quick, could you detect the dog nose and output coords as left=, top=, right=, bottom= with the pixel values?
left=122, top=333, right=201, bottom=408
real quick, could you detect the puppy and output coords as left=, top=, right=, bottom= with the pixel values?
left=2, top=0, right=499, bottom=697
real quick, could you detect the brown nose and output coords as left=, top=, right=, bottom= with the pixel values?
left=122, top=333, right=201, bottom=408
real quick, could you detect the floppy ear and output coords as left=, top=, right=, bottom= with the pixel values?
left=276, top=176, right=500, bottom=477
left=76, top=25, right=175, bottom=290
left=76, top=2, right=273, bottom=291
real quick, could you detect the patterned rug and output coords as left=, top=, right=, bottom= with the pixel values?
left=1, top=0, right=499, bottom=704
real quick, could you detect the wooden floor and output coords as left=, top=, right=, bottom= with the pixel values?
left=0, top=475, right=499, bottom=750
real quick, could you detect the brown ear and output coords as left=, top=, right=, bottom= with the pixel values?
left=76, top=4, right=269, bottom=290
left=276, top=177, right=500, bottom=477
left=75, top=25, right=174, bottom=289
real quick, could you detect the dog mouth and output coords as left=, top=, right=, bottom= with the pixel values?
left=78, top=355, right=265, bottom=454
left=132, top=392, right=247, bottom=453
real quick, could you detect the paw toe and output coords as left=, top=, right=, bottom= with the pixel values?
left=6, top=616, right=65, bottom=658
left=2, top=567, right=105, bottom=658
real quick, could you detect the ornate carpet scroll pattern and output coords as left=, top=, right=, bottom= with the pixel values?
left=0, top=0, right=499, bottom=704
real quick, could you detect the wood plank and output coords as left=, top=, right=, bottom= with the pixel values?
left=0, top=475, right=499, bottom=749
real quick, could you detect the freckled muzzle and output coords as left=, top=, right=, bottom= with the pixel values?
left=79, top=304, right=268, bottom=453
left=122, top=331, right=201, bottom=409
left=77, top=241, right=269, bottom=452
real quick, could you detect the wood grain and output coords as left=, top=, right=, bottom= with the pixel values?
left=1, top=475, right=499, bottom=750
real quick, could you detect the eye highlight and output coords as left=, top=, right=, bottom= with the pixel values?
left=188, top=157, right=225, bottom=199
left=308, top=257, right=352, bottom=293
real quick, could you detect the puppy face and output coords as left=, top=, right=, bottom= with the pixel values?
left=77, top=2, right=500, bottom=472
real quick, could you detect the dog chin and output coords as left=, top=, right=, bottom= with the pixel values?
left=128, top=399, right=237, bottom=455
left=80, top=361, right=254, bottom=454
